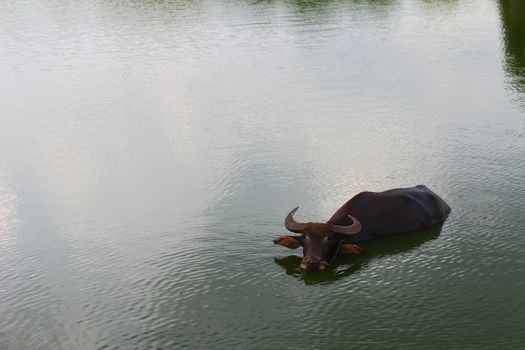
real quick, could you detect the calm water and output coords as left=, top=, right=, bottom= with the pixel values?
left=1, top=0, right=525, bottom=349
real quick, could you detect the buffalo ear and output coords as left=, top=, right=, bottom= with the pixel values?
left=273, top=236, right=302, bottom=249
left=339, top=243, right=365, bottom=254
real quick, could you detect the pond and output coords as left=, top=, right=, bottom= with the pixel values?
left=1, top=0, right=524, bottom=348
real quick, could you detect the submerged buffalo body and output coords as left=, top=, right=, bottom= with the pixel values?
left=274, top=185, right=451, bottom=271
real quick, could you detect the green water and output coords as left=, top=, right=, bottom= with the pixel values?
left=1, top=0, right=524, bottom=348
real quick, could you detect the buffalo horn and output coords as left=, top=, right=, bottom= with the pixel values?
left=331, top=215, right=362, bottom=235
left=284, top=207, right=306, bottom=233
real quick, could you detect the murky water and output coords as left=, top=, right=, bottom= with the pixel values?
left=1, top=0, right=524, bottom=348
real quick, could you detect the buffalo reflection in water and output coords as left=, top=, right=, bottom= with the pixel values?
left=274, top=224, right=444, bottom=285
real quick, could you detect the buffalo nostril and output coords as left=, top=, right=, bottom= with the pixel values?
left=300, top=257, right=325, bottom=271
left=318, top=261, right=329, bottom=270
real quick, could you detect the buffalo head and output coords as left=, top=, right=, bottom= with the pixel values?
left=273, top=207, right=363, bottom=271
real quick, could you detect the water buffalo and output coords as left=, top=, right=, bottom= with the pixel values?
left=273, top=185, right=451, bottom=271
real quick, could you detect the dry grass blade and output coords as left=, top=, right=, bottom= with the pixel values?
left=17, top=332, right=24, bottom=350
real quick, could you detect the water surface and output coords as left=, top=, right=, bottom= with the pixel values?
left=1, top=0, right=524, bottom=349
